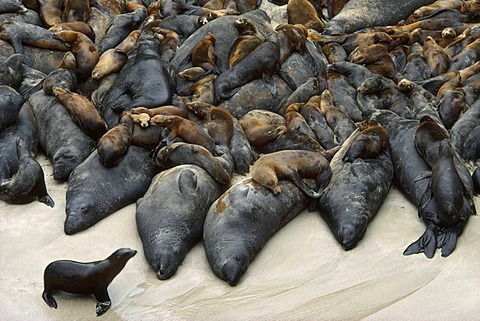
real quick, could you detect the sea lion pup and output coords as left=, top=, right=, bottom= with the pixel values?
left=251, top=150, right=332, bottom=198
left=239, top=110, right=287, bottom=147
left=186, top=102, right=234, bottom=147
left=97, top=114, right=134, bottom=167
left=43, top=51, right=77, bottom=95
left=151, top=27, right=180, bottom=62
left=190, top=34, right=221, bottom=76
left=349, top=44, right=403, bottom=83
left=150, top=115, right=216, bottom=153
left=284, top=102, right=318, bottom=140
left=53, top=30, right=99, bottom=82
left=319, top=90, right=356, bottom=145
left=42, top=248, right=137, bottom=316
left=97, top=1, right=147, bottom=55
left=423, top=36, right=450, bottom=77
left=49, top=22, right=95, bottom=42
left=130, top=96, right=189, bottom=120
left=228, top=17, right=265, bottom=69
left=155, top=142, right=231, bottom=185
left=287, top=0, right=325, bottom=32
left=0, top=139, right=54, bottom=207
left=343, top=121, right=389, bottom=162
left=53, top=87, right=107, bottom=140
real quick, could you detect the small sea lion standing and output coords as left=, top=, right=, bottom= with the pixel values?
left=42, top=248, right=137, bottom=316
left=228, top=17, right=265, bottom=68
left=287, top=0, right=324, bottom=32
left=97, top=114, right=134, bottom=167
left=251, top=150, right=332, bottom=198
left=42, top=51, right=77, bottom=95
left=136, top=165, right=224, bottom=280
left=53, top=87, right=107, bottom=140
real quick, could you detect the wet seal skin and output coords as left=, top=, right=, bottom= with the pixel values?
left=42, top=248, right=137, bottom=316
left=65, top=146, right=159, bottom=235
left=204, top=179, right=309, bottom=286
left=0, top=139, right=54, bottom=207
left=136, top=165, right=224, bottom=280
left=97, top=114, right=134, bottom=167
left=42, top=51, right=77, bottom=95
left=318, top=127, right=393, bottom=250
left=0, top=85, right=25, bottom=132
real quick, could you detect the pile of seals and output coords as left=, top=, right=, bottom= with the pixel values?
left=0, top=0, right=479, bottom=295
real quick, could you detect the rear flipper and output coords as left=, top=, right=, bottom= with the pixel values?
left=436, top=229, right=457, bottom=258
left=286, top=172, right=322, bottom=198
left=403, top=224, right=438, bottom=258
left=42, top=290, right=57, bottom=309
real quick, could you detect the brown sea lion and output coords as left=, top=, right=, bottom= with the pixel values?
left=181, top=73, right=216, bottom=105
left=49, top=22, right=96, bottom=43
left=151, top=27, right=180, bottom=62
left=284, top=102, right=318, bottom=141
left=239, top=110, right=287, bottom=147
left=130, top=113, right=151, bottom=128
left=53, top=87, right=107, bottom=140
left=287, top=0, right=325, bottom=32
left=130, top=101, right=188, bottom=119
left=191, top=34, right=221, bottom=75
left=349, top=44, right=402, bottom=82
left=423, top=36, right=450, bottom=77
left=319, top=90, right=356, bottom=144
left=150, top=115, right=216, bottom=153
left=38, top=0, right=62, bottom=27
left=186, top=102, right=234, bottom=146
left=97, top=114, right=135, bottom=167
left=53, top=30, right=99, bottom=81
left=251, top=150, right=332, bottom=198
left=63, top=0, right=90, bottom=22
left=412, top=0, right=463, bottom=19
left=178, top=66, right=207, bottom=82
left=228, top=17, right=265, bottom=68
left=91, top=49, right=127, bottom=80
left=342, top=121, right=389, bottom=162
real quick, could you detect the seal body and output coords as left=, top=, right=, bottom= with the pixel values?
left=42, top=248, right=137, bottom=316
left=136, top=165, right=224, bottom=280
left=0, top=85, right=24, bottom=131
left=97, top=114, right=134, bottom=167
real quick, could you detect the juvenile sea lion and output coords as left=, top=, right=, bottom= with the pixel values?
left=177, top=66, right=206, bottom=82
left=326, top=71, right=362, bottom=122
left=53, top=87, right=107, bottom=140
left=287, top=0, right=325, bottom=32
left=65, top=146, right=158, bottom=234
left=343, top=121, right=389, bottom=162
left=42, top=51, right=77, bottom=95
left=136, top=165, right=224, bottom=280
left=448, top=38, right=480, bottom=72
left=349, top=44, right=402, bottom=82
left=42, top=248, right=137, bottom=316
left=53, top=30, right=99, bottom=82
left=203, top=179, right=309, bottom=286
left=97, top=114, right=134, bottom=167
left=239, top=110, right=286, bottom=147
left=186, top=102, right=234, bottom=146
left=319, top=90, right=356, bottom=145
left=423, top=36, right=450, bottom=77
left=0, top=139, right=54, bottom=207
left=38, top=0, right=62, bottom=26
left=228, top=17, right=265, bottom=68
left=284, top=103, right=317, bottom=141
left=49, top=22, right=95, bottom=42
left=230, top=118, right=254, bottom=175
left=151, top=27, right=180, bottom=62
left=278, top=77, right=325, bottom=115
left=0, top=85, right=24, bottom=132
left=251, top=150, right=332, bottom=198
left=439, top=90, right=465, bottom=130
left=191, top=34, right=221, bottom=75
left=150, top=115, right=216, bottom=153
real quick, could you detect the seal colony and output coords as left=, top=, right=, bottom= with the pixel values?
left=0, top=0, right=479, bottom=312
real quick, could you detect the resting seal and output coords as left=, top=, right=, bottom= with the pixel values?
left=343, top=121, right=389, bottom=162
left=42, top=51, right=77, bottom=95
left=97, top=114, right=134, bottom=167
left=0, top=85, right=24, bottom=132
left=228, top=17, right=265, bottom=68
left=42, top=248, right=137, bottom=316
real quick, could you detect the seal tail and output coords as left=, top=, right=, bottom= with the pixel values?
left=403, top=225, right=437, bottom=259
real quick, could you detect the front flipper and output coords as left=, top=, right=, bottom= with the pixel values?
left=285, top=172, right=322, bottom=198
left=403, top=224, right=438, bottom=258
left=262, top=73, right=278, bottom=98
left=94, top=288, right=111, bottom=316
left=42, top=290, right=57, bottom=309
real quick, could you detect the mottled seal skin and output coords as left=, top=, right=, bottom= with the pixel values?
left=103, top=34, right=174, bottom=114
left=28, top=91, right=95, bottom=182
left=318, top=128, right=393, bottom=250
left=203, top=179, right=309, bottom=286
left=42, top=248, right=137, bottom=316
left=136, top=165, right=224, bottom=280
left=0, top=139, right=54, bottom=207
left=155, top=142, right=231, bottom=185
left=0, top=85, right=25, bottom=132
left=251, top=150, right=332, bottom=198
left=62, top=0, right=90, bottom=22
left=65, top=146, right=159, bottom=235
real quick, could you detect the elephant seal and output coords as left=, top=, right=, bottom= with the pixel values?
left=251, top=150, right=332, bottom=198
left=42, top=51, right=77, bottom=95
left=318, top=128, right=393, bottom=250
left=53, top=87, right=107, bottom=140
left=0, top=85, right=24, bottom=132
left=0, top=139, right=53, bottom=207
left=42, top=248, right=137, bottom=316
left=65, top=146, right=159, bottom=235
left=203, top=179, right=309, bottom=285
left=28, top=91, right=95, bottom=181
left=136, top=165, right=224, bottom=280
left=97, top=114, right=134, bottom=167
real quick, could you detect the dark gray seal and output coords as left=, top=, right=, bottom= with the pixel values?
left=0, top=85, right=24, bottom=131
left=136, top=165, right=224, bottom=280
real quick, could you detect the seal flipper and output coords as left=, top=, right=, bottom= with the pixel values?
left=403, top=224, right=438, bottom=258
left=284, top=171, right=322, bottom=198
left=262, top=73, right=278, bottom=98
left=94, top=288, right=111, bottom=316
left=42, top=290, right=57, bottom=309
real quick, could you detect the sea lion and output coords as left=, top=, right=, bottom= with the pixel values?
left=150, top=115, right=216, bottom=154
left=322, top=42, right=348, bottom=64
left=0, top=53, right=23, bottom=87
left=251, top=150, right=332, bottom=198
left=0, top=0, right=27, bottom=13
left=448, top=38, right=480, bottom=72
left=151, top=27, right=180, bottom=62
left=326, top=71, right=363, bottom=122
left=65, top=146, right=159, bottom=234
left=186, top=102, right=234, bottom=146
left=136, top=165, right=224, bottom=280
left=28, top=91, right=95, bottom=181
left=318, top=128, right=393, bottom=250
left=38, top=0, right=62, bottom=26
left=319, top=90, right=356, bottom=145
left=278, top=77, right=325, bottom=115
left=0, top=139, right=54, bottom=207
left=0, top=85, right=25, bottom=132
left=191, top=34, right=221, bottom=75
left=228, top=17, right=265, bottom=68
left=181, top=73, right=216, bottom=105
left=412, top=0, right=463, bottom=20
left=42, top=51, right=77, bottom=95
left=130, top=122, right=165, bottom=149
left=402, top=43, right=431, bottom=82
left=177, top=66, right=207, bottom=82
left=439, top=90, right=465, bottom=130
left=49, top=22, right=96, bottom=42
left=462, top=125, right=480, bottom=161
left=62, top=0, right=90, bottom=22
left=343, top=121, right=389, bottom=162
left=423, top=36, right=450, bottom=77
left=97, top=114, right=134, bottom=167
left=150, top=14, right=207, bottom=40
left=239, top=110, right=286, bottom=147
left=52, top=87, right=107, bottom=140
left=284, top=102, right=318, bottom=141
left=287, top=0, right=325, bottom=32
left=203, top=179, right=309, bottom=286
left=53, top=30, right=99, bottom=82
left=42, top=248, right=137, bottom=316
left=349, top=44, right=402, bottom=83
